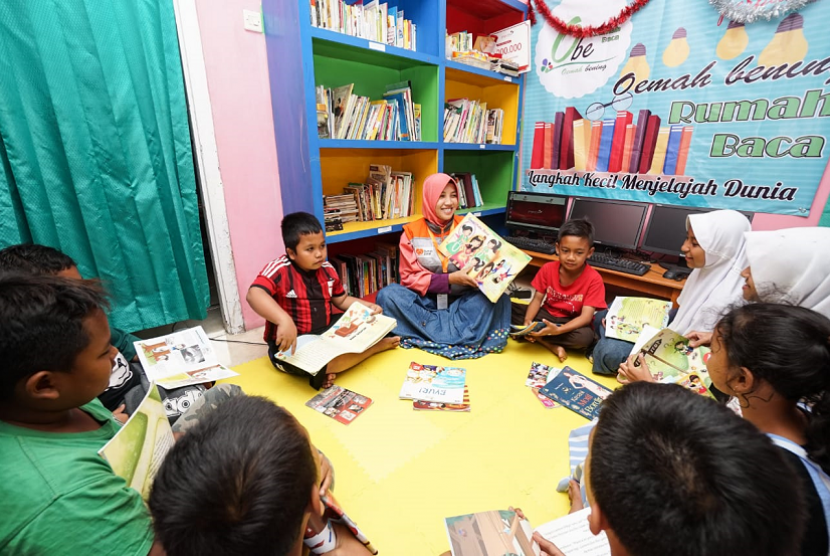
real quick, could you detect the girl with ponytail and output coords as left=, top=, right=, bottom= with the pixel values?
left=708, top=303, right=830, bottom=556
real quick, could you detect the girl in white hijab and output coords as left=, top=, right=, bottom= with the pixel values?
left=742, top=227, right=830, bottom=318
left=670, top=209, right=751, bottom=336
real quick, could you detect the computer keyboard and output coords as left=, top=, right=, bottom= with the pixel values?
left=587, top=252, right=650, bottom=276
left=505, top=236, right=556, bottom=254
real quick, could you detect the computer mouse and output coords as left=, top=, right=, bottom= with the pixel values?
left=662, top=269, right=684, bottom=281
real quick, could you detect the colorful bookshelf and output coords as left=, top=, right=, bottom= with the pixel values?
left=263, top=0, right=527, bottom=245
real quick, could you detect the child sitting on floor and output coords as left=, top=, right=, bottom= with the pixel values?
left=512, top=218, right=606, bottom=362
left=532, top=382, right=805, bottom=556
left=150, top=395, right=368, bottom=556
left=247, top=212, right=399, bottom=390
left=0, top=273, right=159, bottom=555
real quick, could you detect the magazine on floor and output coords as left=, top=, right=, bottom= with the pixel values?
left=273, top=302, right=397, bottom=375
left=306, top=385, right=373, bottom=425
left=534, top=508, right=611, bottom=556
left=413, top=385, right=471, bottom=411
left=605, top=296, right=672, bottom=342
left=629, top=327, right=713, bottom=396
left=399, top=362, right=467, bottom=404
left=439, top=213, right=531, bottom=303
left=525, top=361, right=562, bottom=409
left=445, top=509, right=539, bottom=556
left=539, top=367, right=612, bottom=420
left=98, top=384, right=174, bottom=501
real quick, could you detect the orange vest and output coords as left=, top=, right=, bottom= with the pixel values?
left=403, top=215, right=464, bottom=274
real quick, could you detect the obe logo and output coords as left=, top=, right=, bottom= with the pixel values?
left=535, top=0, right=632, bottom=99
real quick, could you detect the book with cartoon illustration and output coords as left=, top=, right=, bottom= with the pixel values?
left=438, top=213, right=531, bottom=303
left=413, top=385, right=471, bottom=411
left=510, top=321, right=546, bottom=337
left=629, top=327, right=712, bottom=394
left=98, top=384, right=174, bottom=501
left=134, top=326, right=222, bottom=383
left=605, top=297, right=672, bottom=342
left=273, top=302, right=397, bottom=375
left=399, top=362, right=467, bottom=404
left=306, top=385, right=373, bottom=425
left=445, top=509, right=540, bottom=556
left=525, top=361, right=562, bottom=409
left=539, top=367, right=612, bottom=420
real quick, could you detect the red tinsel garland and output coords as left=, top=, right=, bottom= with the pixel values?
left=528, top=0, right=653, bottom=38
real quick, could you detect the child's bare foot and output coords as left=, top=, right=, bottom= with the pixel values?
left=540, top=340, right=568, bottom=362
left=568, top=479, right=584, bottom=513
left=378, top=336, right=401, bottom=351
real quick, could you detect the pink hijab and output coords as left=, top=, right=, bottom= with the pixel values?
left=422, top=173, right=458, bottom=226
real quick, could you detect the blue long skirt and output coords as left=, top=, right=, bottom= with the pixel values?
left=376, top=283, right=511, bottom=360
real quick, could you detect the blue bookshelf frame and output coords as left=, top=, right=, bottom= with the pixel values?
left=263, top=0, right=527, bottom=244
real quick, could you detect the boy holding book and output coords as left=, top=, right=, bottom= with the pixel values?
left=513, top=218, right=606, bottom=362
left=247, top=212, right=399, bottom=389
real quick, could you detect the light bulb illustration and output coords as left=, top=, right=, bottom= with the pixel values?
left=663, top=28, right=690, bottom=67
left=619, top=43, right=650, bottom=83
left=717, top=20, right=749, bottom=60
left=759, top=13, right=809, bottom=66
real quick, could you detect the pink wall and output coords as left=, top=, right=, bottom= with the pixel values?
left=196, top=0, right=283, bottom=329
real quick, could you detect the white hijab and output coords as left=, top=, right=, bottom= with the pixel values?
left=744, top=227, right=830, bottom=318
left=672, top=210, right=750, bottom=335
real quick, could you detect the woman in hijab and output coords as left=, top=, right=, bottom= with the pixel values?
left=593, top=209, right=750, bottom=375
left=376, top=173, right=511, bottom=359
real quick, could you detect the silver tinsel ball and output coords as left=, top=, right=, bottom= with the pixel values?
left=710, top=0, right=816, bottom=24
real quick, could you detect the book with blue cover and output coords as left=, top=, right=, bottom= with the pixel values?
left=399, top=362, right=467, bottom=404
left=539, top=367, right=612, bottom=420
left=663, top=125, right=685, bottom=175
left=595, top=118, right=615, bottom=172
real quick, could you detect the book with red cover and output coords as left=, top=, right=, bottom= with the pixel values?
left=587, top=121, right=603, bottom=172
left=675, top=126, right=694, bottom=175
left=608, top=111, right=633, bottom=172
left=638, top=115, right=662, bottom=174
left=621, top=124, right=636, bottom=175
left=531, top=121, right=545, bottom=169
left=543, top=123, right=553, bottom=169
left=559, top=107, right=582, bottom=170
left=458, top=172, right=478, bottom=208
left=551, top=111, right=564, bottom=170
left=629, top=109, right=650, bottom=173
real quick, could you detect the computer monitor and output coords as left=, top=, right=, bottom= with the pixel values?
left=505, top=191, right=568, bottom=235
left=640, top=205, right=755, bottom=256
left=567, top=197, right=648, bottom=250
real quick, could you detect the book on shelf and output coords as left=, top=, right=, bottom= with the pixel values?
left=604, top=296, right=672, bottom=343
left=445, top=510, right=538, bottom=556
left=399, top=362, right=467, bottom=404
left=309, top=0, right=416, bottom=51
left=317, top=81, right=420, bottom=141
left=439, top=214, right=532, bottom=303
left=98, top=384, right=174, bottom=501
left=449, top=172, right=483, bottom=209
left=306, top=385, right=373, bottom=425
left=444, top=99, right=503, bottom=144
left=538, top=367, right=612, bottom=420
left=629, top=326, right=713, bottom=397
left=133, top=326, right=240, bottom=389
left=272, top=302, right=396, bottom=375
left=331, top=243, right=398, bottom=299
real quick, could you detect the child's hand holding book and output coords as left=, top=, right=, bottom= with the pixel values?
left=617, top=353, right=656, bottom=385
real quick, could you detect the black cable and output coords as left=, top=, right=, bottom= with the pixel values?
left=208, top=336, right=267, bottom=346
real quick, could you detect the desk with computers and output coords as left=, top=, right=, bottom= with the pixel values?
left=503, top=191, right=753, bottom=303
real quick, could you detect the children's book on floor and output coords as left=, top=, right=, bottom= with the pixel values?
left=605, top=296, right=672, bottom=342
left=539, top=367, right=612, bottom=420
left=445, top=509, right=539, bottom=556
left=525, top=361, right=562, bottom=409
left=399, top=362, right=467, bottom=404
left=413, top=385, right=471, bottom=412
left=133, top=326, right=239, bottom=387
left=274, top=302, right=397, bottom=375
left=306, top=385, right=373, bottom=425
left=98, top=384, right=174, bottom=501
left=534, top=508, right=611, bottom=556
left=630, top=326, right=712, bottom=395
left=439, top=214, right=531, bottom=303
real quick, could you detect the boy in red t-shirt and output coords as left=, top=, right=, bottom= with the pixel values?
left=512, top=218, right=606, bottom=362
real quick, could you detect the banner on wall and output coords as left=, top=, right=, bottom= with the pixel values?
left=520, top=0, right=830, bottom=216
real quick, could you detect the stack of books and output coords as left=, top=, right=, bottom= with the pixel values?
left=323, top=194, right=360, bottom=232
left=400, top=362, right=470, bottom=412
left=444, top=99, right=503, bottom=144
left=331, top=243, right=398, bottom=298
left=317, top=82, right=420, bottom=142
left=337, top=163, right=415, bottom=224
left=449, top=173, right=483, bottom=209
left=309, top=0, right=417, bottom=51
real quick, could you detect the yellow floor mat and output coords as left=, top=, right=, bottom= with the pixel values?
left=221, top=340, right=619, bottom=555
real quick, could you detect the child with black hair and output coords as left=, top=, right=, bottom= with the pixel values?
left=513, top=218, right=606, bottom=362
left=149, top=395, right=368, bottom=556
left=0, top=273, right=160, bottom=555
left=247, top=212, right=399, bottom=390
left=530, top=382, right=806, bottom=556
left=0, top=243, right=205, bottom=424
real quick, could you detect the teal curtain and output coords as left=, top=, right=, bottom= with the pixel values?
left=0, top=0, right=209, bottom=331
